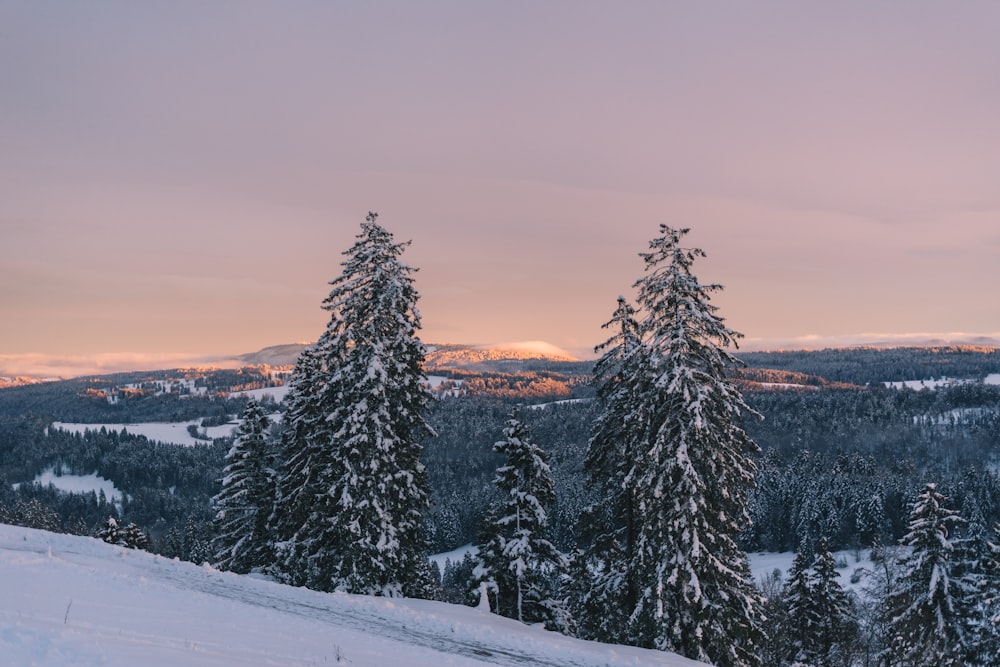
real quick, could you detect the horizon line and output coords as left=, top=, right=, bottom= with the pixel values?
left=3, top=332, right=999, bottom=380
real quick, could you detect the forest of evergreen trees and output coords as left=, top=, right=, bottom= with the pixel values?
left=2, top=218, right=998, bottom=665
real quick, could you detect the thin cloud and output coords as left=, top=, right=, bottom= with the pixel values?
left=0, top=352, right=243, bottom=380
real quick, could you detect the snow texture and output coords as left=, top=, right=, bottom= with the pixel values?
left=0, top=524, right=703, bottom=667
left=15, top=468, right=123, bottom=507
left=53, top=415, right=280, bottom=447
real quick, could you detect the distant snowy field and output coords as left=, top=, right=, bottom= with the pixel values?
left=52, top=413, right=281, bottom=448
left=227, top=385, right=291, bottom=402
left=884, top=373, right=1000, bottom=390
left=0, top=525, right=703, bottom=667
left=13, top=468, right=123, bottom=508
left=748, top=549, right=876, bottom=596
left=52, top=420, right=239, bottom=447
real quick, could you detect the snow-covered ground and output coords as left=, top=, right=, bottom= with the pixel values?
left=52, top=420, right=240, bottom=447
left=430, top=543, right=478, bottom=574
left=227, top=385, right=291, bottom=402
left=884, top=377, right=959, bottom=390
left=0, top=525, right=702, bottom=667
left=525, top=398, right=593, bottom=410
left=748, top=549, right=877, bottom=596
left=756, top=382, right=820, bottom=391
left=52, top=413, right=282, bottom=447
left=13, top=467, right=123, bottom=509
left=884, top=373, right=1000, bottom=390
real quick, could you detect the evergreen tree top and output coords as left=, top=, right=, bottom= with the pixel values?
left=636, top=225, right=743, bottom=361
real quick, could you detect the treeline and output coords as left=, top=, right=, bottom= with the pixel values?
left=742, top=345, right=1000, bottom=386
left=0, top=367, right=273, bottom=423
left=0, top=415, right=223, bottom=545
left=3, top=365, right=1000, bottom=560
left=426, top=367, right=593, bottom=400
left=423, top=397, right=595, bottom=552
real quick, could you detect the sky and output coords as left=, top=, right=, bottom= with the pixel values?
left=3, top=2, right=1000, bottom=376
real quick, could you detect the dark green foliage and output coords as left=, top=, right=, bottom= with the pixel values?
left=578, top=296, right=645, bottom=643
left=888, top=484, right=972, bottom=667
left=272, top=213, right=433, bottom=596
left=0, top=367, right=270, bottom=424
left=211, top=399, right=275, bottom=573
left=9, top=497, right=63, bottom=532
left=741, top=346, right=1000, bottom=387
left=612, top=226, right=765, bottom=666
left=98, top=516, right=149, bottom=550
left=474, top=411, right=568, bottom=629
left=422, top=396, right=598, bottom=553
left=781, top=539, right=858, bottom=666
left=440, top=552, right=478, bottom=605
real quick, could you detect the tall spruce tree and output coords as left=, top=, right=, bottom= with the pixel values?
left=624, top=225, right=765, bottom=666
left=580, top=295, right=647, bottom=642
left=954, top=511, right=999, bottom=666
left=808, top=538, right=858, bottom=666
left=987, top=523, right=1000, bottom=661
left=211, top=398, right=275, bottom=573
left=781, top=539, right=857, bottom=667
left=781, top=546, right=818, bottom=665
left=888, top=483, right=971, bottom=667
left=270, top=346, right=330, bottom=585
left=272, top=212, right=434, bottom=596
left=474, top=410, right=568, bottom=630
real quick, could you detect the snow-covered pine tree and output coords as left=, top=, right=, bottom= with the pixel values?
left=855, top=487, right=888, bottom=548
left=580, top=295, right=647, bottom=642
left=474, top=410, right=568, bottom=630
left=98, top=517, right=148, bottom=550
left=272, top=212, right=434, bottom=596
left=888, top=483, right=972, bottom=667
left=987, top=523, right=1000, bottom=660
left=211, top=398, right=275, bottom=573
left=780, top=547, right=819, bottom=665
left=159, top=526, right=182, bottom=559
left=808, top=538, right=858, bottom=665
left=862, top=540, right=905, bottom=667
left=98, top=516, right=121, bottom=545
left=119, top=522, right=149, bottom=550
left=182, top=516, right=211, bottom=564
left=626, top=225, right=765, bottom=666
left=270, top=346, right=330, bottom=585
left=953, top=509, right=999, bottom=665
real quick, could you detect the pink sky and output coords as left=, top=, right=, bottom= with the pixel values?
left=2, top=2, right=999, bottom=376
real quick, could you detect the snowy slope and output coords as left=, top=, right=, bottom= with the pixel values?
left=0, top=525, right=702, bottom=667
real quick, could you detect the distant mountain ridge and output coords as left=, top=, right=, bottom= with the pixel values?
left=237, top=343, right=312, bottom=367
left=235, top=341, right=581, bottom=371
left=425, top=342, right=578, bottom=365
left=0, top=342, right=584, bottom=383
left=6, top=338, right=998, bottom=383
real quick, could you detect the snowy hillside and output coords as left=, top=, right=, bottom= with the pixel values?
left=425, top=342, right=580, bottom=367
left=1, top=525, right=702, bottom=667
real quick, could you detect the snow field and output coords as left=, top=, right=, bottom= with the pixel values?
left=749, top=549, right=877, bottom=597
left=227, top=385, right=291, bottom=402
left=52, top=413, right=282, bottom=448
left=884, top=373, right=1000, bottom=390
left=1, top=525, right=703, bottom=667
left=14, top=467, right=124, bottom=509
